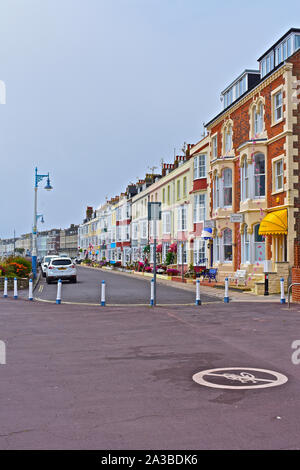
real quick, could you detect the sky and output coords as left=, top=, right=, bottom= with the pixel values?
left=0, top=0, right=300, bottom=238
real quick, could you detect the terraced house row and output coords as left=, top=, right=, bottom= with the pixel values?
left=78, top=28, right=300, bottom=296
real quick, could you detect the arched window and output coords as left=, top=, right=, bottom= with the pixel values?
left=254, top=103, right=263, bottom=135
left=254, top=224, right=265, bottom=263
left=254, top=153, right=265, bottom=197
left=223, top=168, right=232, bottom=206
left=223, top=228, right=233, bottom=262
left=224, top=125, right=232, bottom=153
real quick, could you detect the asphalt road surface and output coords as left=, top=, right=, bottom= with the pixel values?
left=0, top=297, right=300, bottom=450
left=36, top=265, right=220, bottom=305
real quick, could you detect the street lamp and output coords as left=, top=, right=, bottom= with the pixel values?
left=32, top=167, right=53, bottom=278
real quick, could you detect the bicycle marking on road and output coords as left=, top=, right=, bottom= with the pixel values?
left=193, top=367, right=288, bottom=390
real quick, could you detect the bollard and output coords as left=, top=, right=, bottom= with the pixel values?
left=3, top=277, right=8, bottom=298
left=150, top=278, right=155, bottom=306
left=28, top=279, right=33, bottom=301
left=195, top=279, right=201, bottom=305
left=14, top=277, right=18, bottom=299
left=101, top=280, right=106, bottom=306
left=56, top=279, right=62, bottom=304
left=224, top=277, right=229, bottom=303
left=280, top=277, right=286, bottom=304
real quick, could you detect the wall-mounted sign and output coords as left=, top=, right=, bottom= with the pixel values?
left=204, top=220, right=216, bottom=228
left=148, top=202, right=161, bottom=221
left=230, top=214, right=244, bottom=223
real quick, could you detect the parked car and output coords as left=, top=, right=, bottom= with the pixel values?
left=41, top=255, right=59, bottom=277
left=46, top=257, right=77, bottom=284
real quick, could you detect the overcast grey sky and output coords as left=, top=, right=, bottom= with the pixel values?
left=0, top=0, right=299, bottom=238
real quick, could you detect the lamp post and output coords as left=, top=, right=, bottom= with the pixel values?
left=32, top=167, right=53, bottom=278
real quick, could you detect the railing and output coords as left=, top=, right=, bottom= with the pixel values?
left=288, top=283, right=300, bottom=308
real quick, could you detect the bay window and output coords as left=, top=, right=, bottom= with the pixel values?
left=223, top=168, right=232, bottom=207
left=193, top=239, right=206, bottom=266
left=254, top=224, right=265, bottom=263
left=194, top=194, right=206, bottom=222
left=178, top=242, right=187, bottom=265
left=223, top=228, right=233, bottom=262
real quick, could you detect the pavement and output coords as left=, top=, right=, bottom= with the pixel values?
left=0, top=295, right=300, bottom=450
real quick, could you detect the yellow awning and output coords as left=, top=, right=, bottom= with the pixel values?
left=258, top=209, right=288, bottom=235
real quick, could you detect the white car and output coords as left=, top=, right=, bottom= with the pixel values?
left=46, top=257, right=77, bottom=284
left=41, top=255, right=59, bottom=277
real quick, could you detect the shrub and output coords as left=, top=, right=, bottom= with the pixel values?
left=165, top=252, right=175, bottom=265
left=166, top=268, right=179, bottom=276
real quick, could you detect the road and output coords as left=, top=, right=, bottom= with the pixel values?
left=0, top=296, right=300, bottom=450
left=35, top=265, right=220, bottom=305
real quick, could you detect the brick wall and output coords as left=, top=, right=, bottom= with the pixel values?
left=288, top=53, right=300, bottom=300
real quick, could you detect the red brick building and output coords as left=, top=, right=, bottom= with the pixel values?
left=205, top=28, right=300, bottom=296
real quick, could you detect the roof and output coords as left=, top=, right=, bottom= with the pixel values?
left=257, top=28, right=300, bottom=61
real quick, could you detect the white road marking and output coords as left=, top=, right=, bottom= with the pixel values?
left=193, top=367, right=288, bottom=390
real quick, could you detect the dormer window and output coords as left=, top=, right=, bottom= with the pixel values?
left=260, top=29, right=300, bottom=78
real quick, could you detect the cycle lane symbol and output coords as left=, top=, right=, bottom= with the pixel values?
left=192, top=367, right=288, bottom=390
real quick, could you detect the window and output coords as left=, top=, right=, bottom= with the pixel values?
left=224, top=126, right=232, bottom=153
left=167, top=185, right=170, bottom=204
left=223, top=168, right=232, bottom=207
left=241, top=160, right=249, bottom=201
left=194, top=194, right=206, bottom=222
left=178, top=242, right=187, bottom=264
left=213, top=175, right=220, bottom=209
left=183, top=177, right=187, bottom=197
left=194, top=154, right=206, bottom=179
left=212, top=135, right=218, bottom=159
left=141, top=220, right=147, bottom=239
left=275, top=45, right=282, bottom=66
left=254, top=103, right=263, bottom=135
left=177, top=180, right=181, bottom=200
left=162, top=188, right=165, bottom=203
left=238, top=76, right=246, bottom=96
left=214, top=236, right=220, bottom=263
left=223, top=228, right=233, bottom=262
left=275, top=159, right=283, bottom=191
left=243, top=225, right=250, bottom=263
left=296, top=35, right=300, bottom=51
left=162, top=243, right=170, bottom=262
left=254, top=224, right=265, bottom=263
left=177, top=206, right=187, bottom=231
left=194, top=239, right=206, bottom=266
left=132, top=222, right=138, bottom=240
left=254, top=153, right=265, bottom=197
left=162, top=212, right=171, bottom=234
left=274, top=90, right=283, bottom=122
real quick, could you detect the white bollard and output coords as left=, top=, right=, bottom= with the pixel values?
left=3, top=277, right=8, bottom=298
left=14, top=277, right=18, bottom=299
left=195, top=279, right=201, bottom=305
left=101, top=280, right=106, bottom=306
left=280, top=277, right=286, bottom=304
left=28, top=279, right=33, bottom=301
left=224, top=277, right=229, bottom=303
left=56, top=279, right=62, bottom=304
left=150, top=278, right=154, bottom=306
